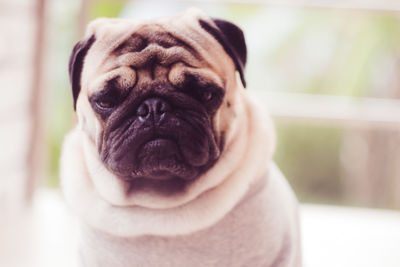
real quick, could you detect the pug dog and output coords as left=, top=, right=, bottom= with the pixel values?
left=61, top=8, right=301, bottom=267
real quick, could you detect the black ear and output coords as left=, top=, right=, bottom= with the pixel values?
left=68, top=35, right=96, bottom=110
left=199, top=18, right=247, bottom=88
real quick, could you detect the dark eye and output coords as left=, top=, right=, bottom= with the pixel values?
left=201, top=90, right=214, bottom=102
left=95, top=100, right=115, bottom=110
left=90, top=92, right=122, bottom=117
left=193, top=87, right=224, bottom=113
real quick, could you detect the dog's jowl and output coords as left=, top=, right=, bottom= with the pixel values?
left=61, top=8, right=301, bottom=267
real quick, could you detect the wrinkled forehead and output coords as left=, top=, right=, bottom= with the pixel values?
left=83, top=13, right=224, bottom=76
left=113, top=25, right=200, bottom=57
left=104, top=24, right=204, bottom=70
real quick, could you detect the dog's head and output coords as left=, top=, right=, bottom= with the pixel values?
left=68, top=9, right=247, bottom=193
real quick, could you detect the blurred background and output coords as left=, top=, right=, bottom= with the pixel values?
left=1, top=0, right=400, bottom=266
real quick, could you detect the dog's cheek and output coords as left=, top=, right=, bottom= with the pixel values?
left=180, top=135, right=210, bottom=166
left=212, top=94, right=234, bottom=144
left=76, top=97, right=100, bottom=143
left=213, top=92, right=241, bottom=149
left=212, top=110, right=229, bottom=154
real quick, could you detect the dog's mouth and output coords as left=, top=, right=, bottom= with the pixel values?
left=131, top=138, right=198, bottom=181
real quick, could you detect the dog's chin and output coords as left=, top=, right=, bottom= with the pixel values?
left=111, top=137, right=215, bottom=196
left=124, top=138, right=197, bottom=181
left=120, top=139, right=200, bottom=196
left=127, top=176, right=189, bottom=196
left=132, top=138, right=197, bottom=181
left=103, top=136, right=218, bottom=195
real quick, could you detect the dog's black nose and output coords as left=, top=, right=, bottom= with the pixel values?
left=136, top=97, right=171, bottom=122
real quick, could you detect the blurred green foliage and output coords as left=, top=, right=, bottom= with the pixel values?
left=274, top=123, right=344, bottom=205
left=267, top=11, right=400, bottom=97
left=45, top=2, right=78, bottom=188
left=89, top=0, right=127, bottom=19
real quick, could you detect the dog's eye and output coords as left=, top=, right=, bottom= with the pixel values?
left=201, top=91, right=214, bottom=102
left=190, top=86, right=224, bottom=113
left=90, top=88, right=126, bottom=116
left=96, top=101, right=115, bottom=110
left=90, top=95, right=120, bottom=117
left=96, top=100, right=114, bottom=110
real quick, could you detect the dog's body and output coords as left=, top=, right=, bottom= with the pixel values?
left=78, top=165, right=299, bottom=267
left=61, top=8, right=301, bottom=267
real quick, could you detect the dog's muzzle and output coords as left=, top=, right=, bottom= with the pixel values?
left=133, top=97, right=185, bottom=180
left=99, top=90, right=219, bottom=182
